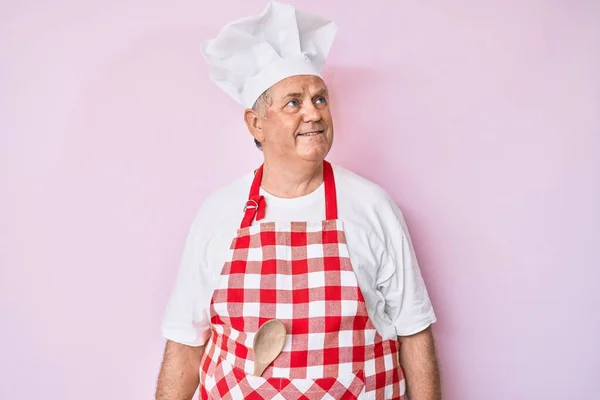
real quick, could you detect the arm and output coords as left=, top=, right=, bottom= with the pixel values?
left=156, top=340, right=206, bottom=400
left=399, top=327, right=441, bottom=400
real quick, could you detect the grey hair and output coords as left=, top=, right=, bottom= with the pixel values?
left=251, top=89, right=272, bottom=150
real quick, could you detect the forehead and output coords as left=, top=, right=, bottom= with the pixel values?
left=269, top=75, right=327, bottom=98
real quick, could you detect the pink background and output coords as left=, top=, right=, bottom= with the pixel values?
left=2, top=1, right=599, bottom=399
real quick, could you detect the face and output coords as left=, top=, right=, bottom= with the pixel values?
left=246, top=75, right=334, bottom=164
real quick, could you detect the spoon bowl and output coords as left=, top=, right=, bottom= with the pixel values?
left=252, top=319, right=287, bottom=377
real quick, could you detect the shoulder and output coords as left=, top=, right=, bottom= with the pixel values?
left=332, top=163, right=399, bottom=211
left=332, top=163, right=409, bottom=242
left=188, top=171, right=254, bottom=237
left=202, top=171, right=254, bottom=213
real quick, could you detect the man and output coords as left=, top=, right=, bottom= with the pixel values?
left=156, top=2, right=441, bottom=399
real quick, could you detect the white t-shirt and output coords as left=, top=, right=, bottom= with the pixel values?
left=161, top=164, right=436, bottom=347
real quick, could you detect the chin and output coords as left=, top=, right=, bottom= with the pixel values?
left=296, top=145, right=331, bottom=162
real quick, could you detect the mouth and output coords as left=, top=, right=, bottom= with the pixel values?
left=297, top=130, right=325, bottom=137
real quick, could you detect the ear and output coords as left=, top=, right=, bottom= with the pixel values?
left=244, top=108, right=265, bottom=145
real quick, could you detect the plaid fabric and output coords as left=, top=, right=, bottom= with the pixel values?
left=199, top=161, right=405, bottom=399
left=199, top=220, right=405, bottom=399
left=206, top=355, right=366, bottom=400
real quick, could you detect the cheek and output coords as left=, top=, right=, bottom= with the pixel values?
left=266, top=115, right=301, bottom=140
left=322, top=108, right=333, bottom=124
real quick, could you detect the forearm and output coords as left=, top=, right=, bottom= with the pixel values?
left=399, top=327, right=441, bottom=400
left=156, top=340, right=205, bottom=400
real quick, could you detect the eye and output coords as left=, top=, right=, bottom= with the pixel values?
left=286, top=99, right=300, bottom=107
left=315, top=96, right=327, bottom=105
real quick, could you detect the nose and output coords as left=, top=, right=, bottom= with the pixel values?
left=302, top=100, right=322, bottom=123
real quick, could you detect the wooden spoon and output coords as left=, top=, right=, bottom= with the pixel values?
left=252, top=319, right=287, bottom=377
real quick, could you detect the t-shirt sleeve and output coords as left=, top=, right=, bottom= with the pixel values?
left=377, top=197, right=437, bottom=337
left=160, top=204, right=214, bottom=347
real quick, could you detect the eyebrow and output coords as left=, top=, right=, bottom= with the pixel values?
left=313, top=88, right=329, bottom=98
left=282, top=92, right=303, bottom=100
left=282, top=88, right=329, bottom=101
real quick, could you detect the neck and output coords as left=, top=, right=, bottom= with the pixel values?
left=260, top=159, right=324, bottom=199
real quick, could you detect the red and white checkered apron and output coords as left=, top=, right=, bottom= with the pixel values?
left=199, top=161, right=405, bottom=399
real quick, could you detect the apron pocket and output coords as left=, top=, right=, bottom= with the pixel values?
left=209, top=356, right=366, bottom=399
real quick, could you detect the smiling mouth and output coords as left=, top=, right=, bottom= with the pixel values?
left=297, top=130, right=324, bottom=137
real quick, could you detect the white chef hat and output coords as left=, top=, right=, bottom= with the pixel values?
left=200, top=1, right=337, bottom=108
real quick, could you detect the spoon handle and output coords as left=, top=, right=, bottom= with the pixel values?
left=253, top=361, right=269, bottom=377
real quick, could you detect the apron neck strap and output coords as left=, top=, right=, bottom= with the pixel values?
left=323, top=161, right=338, bottom=221
left=240, top=160, right=338, bottom=229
